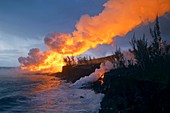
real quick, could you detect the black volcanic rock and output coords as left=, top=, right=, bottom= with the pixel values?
left=58, top=64, right=100, bottom=83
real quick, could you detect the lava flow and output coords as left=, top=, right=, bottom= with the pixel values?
left=18, top=0, right=170, bottom=73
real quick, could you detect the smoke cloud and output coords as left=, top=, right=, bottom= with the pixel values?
left=44, top=0, right=170, bottom=56
left=18, top=48, right=46, bottom=66
left=19, top=0, right=170, bottom=73
left=73, top=61, right=113, bottom=87
left=18, top=48, right=64, bottom=73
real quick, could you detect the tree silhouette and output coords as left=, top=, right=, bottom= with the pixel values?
left=149, top=16, right=166, bottom=57
left=114, top=47, right=125, bottom=68
left=130, top=34, right=149, bottom=70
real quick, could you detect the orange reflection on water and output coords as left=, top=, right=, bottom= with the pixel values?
left=21, top=75, right=61, bottom=112
left=23, top=75, right=61, bottom=94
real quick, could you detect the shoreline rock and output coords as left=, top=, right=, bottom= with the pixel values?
left=51, top=62, right=170, bottom=113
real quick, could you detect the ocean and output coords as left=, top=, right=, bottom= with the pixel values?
left=0, top=68, right=104, bottom=113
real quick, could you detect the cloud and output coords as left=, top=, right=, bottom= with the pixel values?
left=88, top=13, right=170, bottom=58
left=0, top=0, right=107, bottom=66
left=0, top=32, right=46, bottom=66
left=44, top=0, right=170, bottom=56
left=19, top=0, right=170, bottom=73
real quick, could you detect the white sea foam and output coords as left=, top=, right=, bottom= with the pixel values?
left=26, top=81, right=104, bottom=113
left=73, top=61, right=113, bottom=88
left=0, top=71, right=104, bottom=113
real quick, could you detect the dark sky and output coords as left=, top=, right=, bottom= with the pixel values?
left=0, top=0, right=169, bottom=66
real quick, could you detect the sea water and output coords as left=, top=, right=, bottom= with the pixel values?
left=0, top=68, right=104, bottom=113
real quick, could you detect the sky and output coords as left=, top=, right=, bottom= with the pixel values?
left=0, top=0, right=170, bottom=67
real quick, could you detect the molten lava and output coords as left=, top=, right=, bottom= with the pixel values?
left=99, top=74, right=105, bottom=85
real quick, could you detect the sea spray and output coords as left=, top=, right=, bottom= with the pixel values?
left=0, top=70, right=104, bottom=113
left=72, top=61, right=113, bottom=88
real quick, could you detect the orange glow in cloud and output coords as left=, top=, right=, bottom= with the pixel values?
left=19, top=0, right=170, bottom=73
left=19, top=48, right=65, bottom=73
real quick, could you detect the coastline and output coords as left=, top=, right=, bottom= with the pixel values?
left=51, top=62, right=170, bottom=113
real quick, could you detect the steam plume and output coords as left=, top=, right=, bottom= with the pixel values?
left=44, top=0, right=170, bottom=56
left=73, top=61, right=113, bottom=87
left=18, top=48, right=64, bottom=73
left=19, top=0, right=170, bottom=73
left=18, top=48, right=46, bottom=66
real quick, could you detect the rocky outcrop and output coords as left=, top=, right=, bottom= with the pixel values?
left=55, top=64, right=100, bottom=83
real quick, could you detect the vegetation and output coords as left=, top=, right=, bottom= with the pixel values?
left=91, top=17, right=170, bottom=113
left=130, top=34, right=149, bottom=70
left=63, top=56, right=95, bottom=66
left=114, top=47, right=126, bottom=68
left=57, top=17, right=170, bottom=113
